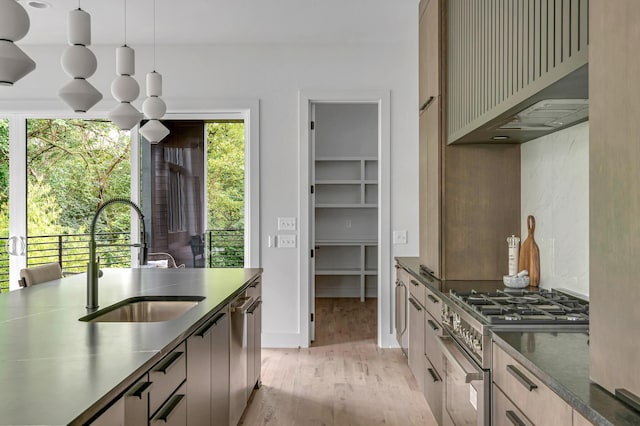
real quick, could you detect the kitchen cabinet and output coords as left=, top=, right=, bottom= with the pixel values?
left=419, top=0, right=440, bottom=107
left=492, top=383, right=533, bottom=426
left=149, top=342, right=187, bottom=423
left=423, top=308, right=443, bottom=425
left=313, top=103, right=379, bottom=300
left=492, top=343, right=572, bottom=425
left=573, top=409, right=594, bottom=426
left=247, top=296, right=262, bottom=392
left=394, top=265, right=409, bottom=355
left=590, top=0, right=640, bottom=404
left=150, top=382, right=187, bottom=425
left=89, top=398, right=124, bottom=426
left=186, top=307, right=230, bottom=426
left=408, top=294, right=425, bottom=394
left=418, top=0, right=520, bottom=281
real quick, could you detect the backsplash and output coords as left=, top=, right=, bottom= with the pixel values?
left=521, top=122, right=589, bottom=296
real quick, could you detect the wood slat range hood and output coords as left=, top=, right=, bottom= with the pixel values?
left=446, top=0, right=589, bottom=145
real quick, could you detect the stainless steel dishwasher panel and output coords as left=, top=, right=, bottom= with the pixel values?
left=229, top=295, right=253, bottom=426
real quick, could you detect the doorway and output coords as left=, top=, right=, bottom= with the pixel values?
left=299, top=90, right=391, bottom=347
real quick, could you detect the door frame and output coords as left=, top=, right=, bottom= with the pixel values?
left=2, top=99, right=260, bottom=289
left=298, top=90, right=391, bottom=347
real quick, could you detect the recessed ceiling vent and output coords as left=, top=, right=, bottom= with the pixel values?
left=498, top=99, right=589, bottom=131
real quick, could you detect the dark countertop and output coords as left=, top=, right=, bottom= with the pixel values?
left=492, top=332, right=640, bottom=426
left=0, top=267, right=262, bottom=425
left=395, top=257, right=640, bottom=425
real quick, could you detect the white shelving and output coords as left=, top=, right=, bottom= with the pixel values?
left=312, top=103, right=379, bottom=301
left=313, top=158, right=378, bottom=301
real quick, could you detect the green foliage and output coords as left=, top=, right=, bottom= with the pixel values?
left=206, top=122, right=245, bottom=230
left=0, top=119, right=8, bottom=238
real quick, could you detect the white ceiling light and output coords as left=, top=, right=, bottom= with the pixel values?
left=139, top=0, right=169, bottom=144
left=58, top=6, right=102, bottom=112
left=27, top=1, right=51, bottom=9
left=0, top=0, right=36, bottom=86
left=108, top=0, right=142, bottom=130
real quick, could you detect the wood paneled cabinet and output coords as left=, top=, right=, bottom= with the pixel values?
left=418, top=0, right=520, bottom=280
left=492, top=343, right=573, bottom=425
left=419, top=0, right=441, bottom=108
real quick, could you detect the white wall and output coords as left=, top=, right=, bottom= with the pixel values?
left=521, top=122, right=589, bottom=296
left=1, top=12, right=419, bottom=347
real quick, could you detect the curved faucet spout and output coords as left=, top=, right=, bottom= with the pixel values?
left=87, top=198, right=147, bottom=310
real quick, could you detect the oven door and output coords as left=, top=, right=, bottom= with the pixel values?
left=437, top=334, right=490, bottom=426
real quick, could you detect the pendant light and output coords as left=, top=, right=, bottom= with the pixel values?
left=139, top=0, right=169, bottom=144
left=58, top=3, right=102, bottom=112
left=0, top=0, right=36, bottom=86
left=108, top=0, right=142, bottom=130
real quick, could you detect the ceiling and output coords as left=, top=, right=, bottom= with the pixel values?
left=19, top=0, right=415, bottom=46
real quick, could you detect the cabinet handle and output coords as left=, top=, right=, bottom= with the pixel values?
left=505, top=410, right=527, bottom=426
left=154, top=351, right=183, bottom=375
left=419, top=264, right=436, bottom=280
left=249, top=279, right=260, bottom=288
left=128, top=381, right=152, bottom=399
left=427, top=294, right=439, bottom=304
left=427, top=319, right=439, bottom=331
left=427, top=367, right=441, bottom=383
left=194, top=312, right=226, bottom=337
left=419, top=96, right=435, bottom=112
left=247, top=299, right=262, bottom=314
left=153, top=393, right=185, bottom=422
left=409, top=297, right=422, bottom=311
left=615, top=388, right=640, bottom=413
left=506, top=364, right=538, bottom=391
left=410, top=279, right=420, bottom=287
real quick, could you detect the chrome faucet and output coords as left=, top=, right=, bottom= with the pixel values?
left=87, top=198, right=148, bottom=310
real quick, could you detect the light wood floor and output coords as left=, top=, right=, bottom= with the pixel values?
left=239, top=298, right=437, bottom=425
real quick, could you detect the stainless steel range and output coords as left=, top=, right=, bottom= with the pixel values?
left=435, top=285, right=589, bottom=426
left=442, top=288, right=589, bottom=369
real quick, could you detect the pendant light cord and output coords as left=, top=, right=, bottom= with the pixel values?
left=153, top=0, right=157, bottom=72
left=124, top=0, right=128, bottom=46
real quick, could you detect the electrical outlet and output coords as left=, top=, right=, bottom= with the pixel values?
left=277, top=217, right=296, bottom=231
left=393, top=230, right=408, bottom=245
left=278, top=234, right=296, bottom=248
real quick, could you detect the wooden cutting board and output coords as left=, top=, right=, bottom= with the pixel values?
left=519, top=215, right=540, bottom=286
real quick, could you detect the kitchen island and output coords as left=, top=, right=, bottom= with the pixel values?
left=0, top=267, right=262, bottom=425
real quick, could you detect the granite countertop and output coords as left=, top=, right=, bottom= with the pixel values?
left=492, top=332, right=640, bottom=426
left=0, top=267, right=262, bottom=425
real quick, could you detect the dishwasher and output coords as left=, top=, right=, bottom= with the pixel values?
left=229, top=293, right=254, bottom=426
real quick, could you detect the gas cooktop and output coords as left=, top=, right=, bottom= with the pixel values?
left=448, top=288, right=589, bottom=325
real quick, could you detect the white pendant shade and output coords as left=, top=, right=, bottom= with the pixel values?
left=59, top=7, right=101, bottom=112
left=61, top=45, right=97, bottom=79
left=142, top=96, right=166, bottom=119
left=146, top=71, right=162, bottom=97
left=116, top=46, right=135, bottom=75
left=111, top=75, right=140, bottom=102
left=108, top=102, right=143, bottom=130
left=0, top=0, right=35, bottom=86
left=67, top=8, right=91, bottom=46
left=140, top=120, right=169, bottom=144
left=0, top=0, right=31, bottom=41
left=0, top=40, right=36, bottom=86
left=58, top=79, right=102, bottom=113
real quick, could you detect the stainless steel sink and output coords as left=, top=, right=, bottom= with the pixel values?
left=79, top=296, right=205, bottom=322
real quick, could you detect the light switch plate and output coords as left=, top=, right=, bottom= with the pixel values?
left=277, top=217, right=296, bottom=231
left=393, top=230, right=408, bottom=244
left=278, top=234, right=296, bottom=248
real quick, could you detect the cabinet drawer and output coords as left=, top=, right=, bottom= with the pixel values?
left=493, top=383, right=533, bottom=426
left=125, top=374, right=152, bottom=425
left=150, top=382, right=187, bottom=426
left=492, top=343, right=572, bottom=426
left=423, top=355, right=442, bottom=425
left=424, top=310, right=443, bottom=373
left=424, top=284, right=442, bottom=321
left=408, top=278, right=426, bottom=307
left=150, top=342, right=187, bottom=416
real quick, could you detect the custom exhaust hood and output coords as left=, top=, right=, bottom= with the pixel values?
left=446, top=1, right=589, bottom=145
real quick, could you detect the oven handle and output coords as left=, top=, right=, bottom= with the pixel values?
left=436, top=335, right=484, bottom=383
